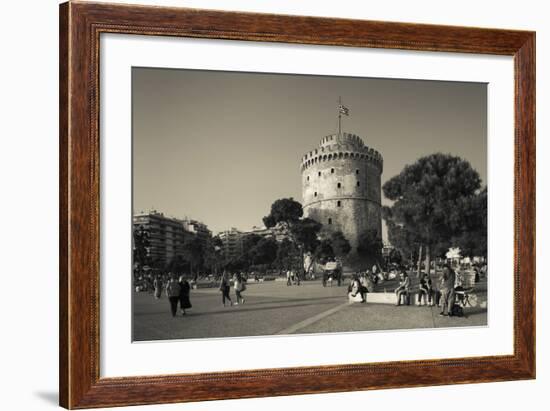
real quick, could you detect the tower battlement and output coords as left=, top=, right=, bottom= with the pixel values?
left=301, top=132, right=383, bottom=173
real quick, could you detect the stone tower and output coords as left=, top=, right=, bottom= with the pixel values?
left=300, top=132, right=383, bottom=254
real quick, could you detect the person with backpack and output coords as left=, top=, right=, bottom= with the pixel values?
left=165, top=273, right=181, bottom=317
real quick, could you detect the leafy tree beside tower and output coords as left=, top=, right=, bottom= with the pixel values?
left=382, top=153, right=487, bottom=275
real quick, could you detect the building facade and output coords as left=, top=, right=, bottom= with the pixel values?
left=218, top=227, right=244, bottom=261
left=300, top=132, right=383, bottom=252
left=133, top=211, right=210, bottom=268
left=218, top=224, right=291, bottom=262
left=179, top=218, right=212, bottom=248
left=248, top=225, right=290, bottom=242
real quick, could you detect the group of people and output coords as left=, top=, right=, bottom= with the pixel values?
left=218, top=271, right=246, bottom=307
left=152, top=273, right=192, bottom=317
left=346, top=264, right=462, bottom=317
left=286, top=269, right=302, bottom=286
left=347, top=267, right=381, bottom=303
left=393, top=265, right=459, bottom=317
left=146, top=270, right=248, bottom=316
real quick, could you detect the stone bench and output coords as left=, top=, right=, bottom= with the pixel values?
left=365, top=290, right=431, bottom=305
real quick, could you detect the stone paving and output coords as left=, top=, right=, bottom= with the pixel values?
left=133, top=278, right=487, bottom=341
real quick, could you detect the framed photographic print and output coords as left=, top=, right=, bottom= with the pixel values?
left=59, top=1, right=535, bottom=409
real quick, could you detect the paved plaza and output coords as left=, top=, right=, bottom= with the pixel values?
left=133, top=278, right=487, bottom=341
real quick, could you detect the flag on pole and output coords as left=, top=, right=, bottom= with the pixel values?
left=338, top=104, right=349, bottom=116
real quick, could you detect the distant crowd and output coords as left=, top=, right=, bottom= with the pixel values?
left=134, top=262, right=486, bottom=318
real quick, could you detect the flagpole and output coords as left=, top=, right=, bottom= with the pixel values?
left=338, top=96, right=342, bottom=135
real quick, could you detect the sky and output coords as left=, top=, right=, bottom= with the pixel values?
left=132, top=68, right=487, bottom=236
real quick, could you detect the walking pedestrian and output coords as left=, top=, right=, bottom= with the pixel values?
left=286, top=269, right=292, bottom=286
left=233, top=272, right=246, bottom=305
left=219, top=271, right=233, bottom=307
left=294, top=270, right=301, bottom=286
left=153, top=275, right=163, bottom=299
left=165, top=274, right=181, bottom=317
left=439, top=264, right=456, bottom=316
left=178, top=275, right=192, bottom=315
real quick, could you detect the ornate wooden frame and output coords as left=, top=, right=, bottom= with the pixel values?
left=59, top=1, right=535, bottom=408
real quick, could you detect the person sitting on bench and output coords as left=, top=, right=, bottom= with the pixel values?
left=348, top=275, right=367, bottom=303
left=418, top=272, right=434, bottom=306
left=395, top=270, right=411, bottom=306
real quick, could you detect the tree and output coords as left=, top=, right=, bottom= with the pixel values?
left=275, top=238, right=297, bottom=273
left=242, top=233, right=262, bottom=251
left=388, top=248, right=403, bottom=265
left=203, top=236, right=224, bottom=275
left=133, top=225, right=150, bottom=279
left=262, top=198, right=303, bottom=228
left=451, top=187, right=487, bottom=257
left=314, top=230, right=352, bottom=266
left=382, top=206, right=421, bottom=264
left=314, top=239, right=335, bottom=264
left=263, top=198, right=322, bottom=274
left=166, top=255, right=187, bottom=275
left=329, top=231, right=352, bottom=261
left=291, top=218, right=322, bottom=254
left=239, top=233, right=262, bottom=272
left=383, top=153, right=485, bottom=274
left=357, top=229, right=383, bottom=268
left=250, top=237, right=278, bottom=273
left=183, top=236, right=204, bottom=276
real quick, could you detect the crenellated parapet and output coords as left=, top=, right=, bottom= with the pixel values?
left=300, top=132, right=383, bottom=173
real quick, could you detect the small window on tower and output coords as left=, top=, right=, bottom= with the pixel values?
left=328, top=218, right=332, bottom=225
left=356, top=169, right=359, bottom=175
left=318, top=171, right=321, bottom=176
left=331, top=168, right=334, bottom=173
left=337, top=182, right=341, bottom=188
left=314, top=192, right=318, bottom=197
left=357, top=181, right=361, bottom=187
left=307, top=176, right=309, bottom=181
left=337, top=201, right=341, bottom=207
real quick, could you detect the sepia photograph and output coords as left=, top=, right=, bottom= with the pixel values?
left=132, top=67, right=488, bottom=342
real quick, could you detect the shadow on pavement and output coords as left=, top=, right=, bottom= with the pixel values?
left=134, top=299, right=344, bottom=318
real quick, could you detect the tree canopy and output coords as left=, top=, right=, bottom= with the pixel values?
left=263, top=198, right=303, bottom=228
left=314, top=230, right=352, bottom=265
left=250, top=237, right=278, bottom=266
left=356, top=229, right=384, bottom=266
left=182, top=236, right=204, bottom=274
left=382, top=153, right=487, bottom=268
left=263, top=198, right=324, bottom=273
left=133, top=225, right=151, bottom=277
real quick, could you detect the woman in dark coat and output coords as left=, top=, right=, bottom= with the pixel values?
left=165, top=274, right=181, bottom=317
left=178, top=275, right=192, bottom=315
left=219, top=271, right=233, bottom=307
